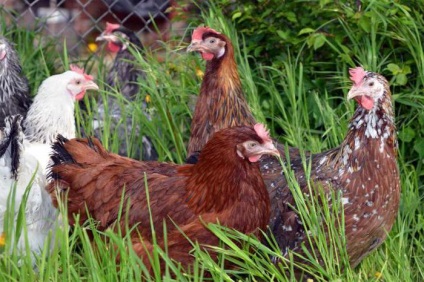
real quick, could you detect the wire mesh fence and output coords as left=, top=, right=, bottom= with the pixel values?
left=0, top=0, right=184, bottom=54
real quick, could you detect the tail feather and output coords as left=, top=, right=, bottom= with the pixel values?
left=49, top=135, right=74, bottom=167
left=0, top=115, right=24, bottom=179
left=48, top=135, right=109, bottom=181
left=47, top=135, right=115, bottom=213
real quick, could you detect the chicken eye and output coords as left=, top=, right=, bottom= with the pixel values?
left=209, top=39, right=216, bottom=44
left=75, top=80, right=81, bottom=85
left=248, top=142, right=258, bottom=148
left=368, top=81, right=374, bottom=87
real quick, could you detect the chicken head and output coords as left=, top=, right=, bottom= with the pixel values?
left=96, top=22, right=129, bottom=52
left=347, top=67, right=388, bottom=110
left=187, top=26, right=227, bottom=61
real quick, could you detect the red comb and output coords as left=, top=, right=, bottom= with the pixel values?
left=70, top=64, right=94, bottom=81
left=254, top=123, right=272, bottom=143
left=105, top=22, right=120, bottom=33
left=192, top=26, right=220, bottom=41
left=349, top=67, right=367, bottom=86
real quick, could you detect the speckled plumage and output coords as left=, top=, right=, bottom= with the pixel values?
left=0, top=37, right=31, bottom=128
left=264, top=69, right=399, bottom=268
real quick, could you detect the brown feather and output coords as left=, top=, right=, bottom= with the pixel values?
left=187, top=27, right=399, bottom=273
left=47, top=125, right=275, bottom=272
left=187, top=32, right=256, bottom=157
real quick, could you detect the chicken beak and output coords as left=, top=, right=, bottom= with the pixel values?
left=260, top=141, right=280, bottom=158
left=95, top=32, right=106, bottom=42
left=95, top=33, right=116, bottom=42
left=83, top=80, right=99, bottom=91
left=187, top=40, right=202, bottom=52
left=347, top=86, right=363, bottom=100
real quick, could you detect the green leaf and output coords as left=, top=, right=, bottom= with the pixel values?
left=403, top=65, right=412, bottom=74
left=313, top=34, right=326, bottom=50
left=276, top=30, right=289, bottom=40
left=285, top=11, right=297, bottom=23
left=418, top=112, right=424, bottom=127
left=387, top=63, right=401, bottom=74
left=396, top=73, right=408, bottom=85
left=298, top=28, right=315, bottom=35
left=232, top=11, right=242, bottom=21
left=358, top=16, right=371, bottom=33
left=398, top=127, right=415, bottom=142
left=262, top=99, right=270, bottom=110
left=414, top=138, right=424, bottom=158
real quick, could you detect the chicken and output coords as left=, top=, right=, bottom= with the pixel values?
left=186, top=27, right=256, bottom=159
left=0, top=36, right=31, bottom=128
left=0, top=65, right=99, bottom=260
left=47, top=124, right=279, bottom=272
left=187, top=26, right=399, bottom=270
left=94, top=22, right=157, bottom=161
left=0, top=115, right=55, bottom=257
left=96, top=22, right=145, bottom=99
left=186, top=27, right=300, bottom=162
left=264, top=67, right=400, bottom=268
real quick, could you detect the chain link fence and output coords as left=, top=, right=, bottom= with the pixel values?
left=0, top=0, right=186, bottom=54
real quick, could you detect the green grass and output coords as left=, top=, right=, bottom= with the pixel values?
left=1, top=1, right=423, bottom=281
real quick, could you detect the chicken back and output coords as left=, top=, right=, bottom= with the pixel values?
left=47, top=124, right=279, bottom=272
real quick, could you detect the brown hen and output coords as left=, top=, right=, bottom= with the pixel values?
left=186, top=27, right=256, bottom=159
left=186, top=26, right=399, bottom=270
left=47, top=124, right=279, bottom=272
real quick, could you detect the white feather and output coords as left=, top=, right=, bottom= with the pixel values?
left=0, top=137, right=58, bottom=256
left=0, top=69, right=97, bottom=263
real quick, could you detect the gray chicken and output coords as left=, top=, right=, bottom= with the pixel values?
left=0, top=36, right=31, bottom=128
left=94, top=22, right=157, bottom=161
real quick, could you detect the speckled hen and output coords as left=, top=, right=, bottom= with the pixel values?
left=265, top=67, right=400, bottom=268
left=0, top=36, right=31, bottom=128
left=95, top=22, right=157, bottom=160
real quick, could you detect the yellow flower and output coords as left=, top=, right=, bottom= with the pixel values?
left=195, top=68, right=204, bottom=79
left=0, top=232, right=5, bottom=246
left=306, top=279, right=314, bottom=282
left=88, top=43, right=98, bottom=53
left=375, top=271, right=382, bottom=279
left=145, top=94, right=151, bottom=103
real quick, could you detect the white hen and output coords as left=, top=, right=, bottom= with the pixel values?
left=0, top=65, right=98, bottom=261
